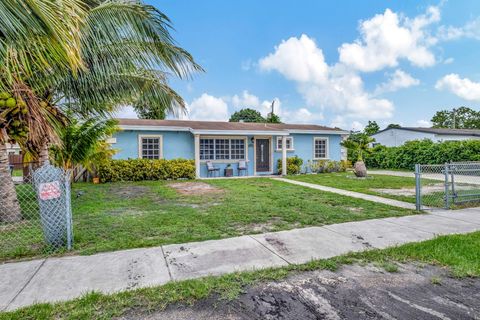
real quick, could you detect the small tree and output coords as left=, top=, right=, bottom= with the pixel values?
left=229, top=108, right=266, bottom=122
left=364, top=120, right=380, bottom=135
left=50, top=118, right=118, bottom=171
left=266, top=112, right=282, bottom=123
left=386, top=123, right=401, bottom=129
left=431, top=107, right=480, bottom=129
left=341, top=133, right=374, bottom=177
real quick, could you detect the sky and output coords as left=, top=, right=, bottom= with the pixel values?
left=118, top=0, right=480, bottom=131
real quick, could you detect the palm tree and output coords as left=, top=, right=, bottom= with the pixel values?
left=341, top=134, right=374, bottom=177
left=0, top=0, right=202, bottom=222
left=50, top=117, right=118, bottom=172
left=0, top=0, right=87, bottom=222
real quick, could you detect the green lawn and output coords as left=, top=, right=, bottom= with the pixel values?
left=288, top=172, right=430, bottom=204
left=3, top=231, right=479, bottom=320
left=0, top=178, right=416, bottom=261
left=288, top=172, right=480, bottom=208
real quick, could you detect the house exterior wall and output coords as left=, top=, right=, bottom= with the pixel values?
left=372, top=128, right=480, bottom=147
left=434, top=134, right=480, bottom=142
left=272, top=133, right=343, bottom=173
left=372, top=129, right=436, bottom=147
left=112, top=130, right=344, bottom=177
left=113, top=130, right=194, bottom=159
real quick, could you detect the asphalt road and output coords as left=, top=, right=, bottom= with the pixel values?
left=120, top=263, right=480, bottom=320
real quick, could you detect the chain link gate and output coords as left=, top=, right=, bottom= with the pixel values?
left=1, top=162, right=73, bottom=261
left=415, top=162, right=480, bottom=210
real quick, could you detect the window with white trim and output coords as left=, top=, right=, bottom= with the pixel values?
left=140, top=136, right=162, bottom=159
left=276, top=137, right=294, bottom=150
left=200, top=138, right=245, bottom=160
left=313, top=137, right=328, bottom=159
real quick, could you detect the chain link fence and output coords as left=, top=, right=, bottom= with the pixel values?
left=1, top=163, right=72, bottom=261
left=415, top=162, right=480, bottom=210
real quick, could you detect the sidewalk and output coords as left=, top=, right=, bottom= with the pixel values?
left=1, top=207, right=479, bottom=312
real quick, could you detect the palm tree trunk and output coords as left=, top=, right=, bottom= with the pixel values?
left=38, top=142, right=50, bottom=166
left=0, top=141, right=22, bottom=222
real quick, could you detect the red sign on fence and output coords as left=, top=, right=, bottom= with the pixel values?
left=39, top=181, right=61, bottom=200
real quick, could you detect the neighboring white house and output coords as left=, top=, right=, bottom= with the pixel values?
left=371, top=127, right=480, bottom=147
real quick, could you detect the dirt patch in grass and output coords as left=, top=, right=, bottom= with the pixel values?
left=346, top=207, right=364, bottom=213
left=168, top=182, right=223, bottom=196
left=110, top=185, right=153, bottom=199
left=232, top=217, right=297, bottom=234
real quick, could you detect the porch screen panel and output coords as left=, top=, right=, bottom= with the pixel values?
left=200, top=138, right=246, bottom=160
left=230, top=139, right=245, bottom=159
left=200, top=139, right=214, bottom=160
left=215, top=139, right=230, bottom=160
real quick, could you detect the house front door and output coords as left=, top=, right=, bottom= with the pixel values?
left=255, top=138, right=270, bottom=172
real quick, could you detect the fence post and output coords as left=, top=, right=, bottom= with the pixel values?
left=65, top=170, right=73, bottom=250
left=450, top=163, right=456, bottom=206
left=444, top=163, right=449, bottom=209
left=415, top=164, right=422, bottom=211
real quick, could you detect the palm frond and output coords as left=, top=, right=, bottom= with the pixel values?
left=0, top=0, right=86, bottom=89
left=50, top=117, right=118, bottom=169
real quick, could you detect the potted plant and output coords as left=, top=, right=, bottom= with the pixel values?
left=341, top=134, right=374, bottom=178
left=224, top=163, right=233, bottom=177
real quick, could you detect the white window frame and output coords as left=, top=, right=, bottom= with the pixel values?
left=275, top=136, right=294, bottom=151
left=199, top=136, right=247, bottom=162
left=313, top=137, right=329, bottom=160
left=138, top=134, right=163, bottom=159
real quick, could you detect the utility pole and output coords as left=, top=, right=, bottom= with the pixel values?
left=452, top=108, right=456, bottom=129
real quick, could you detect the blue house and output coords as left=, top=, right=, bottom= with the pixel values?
left=112, top=119, right=348, bottom=178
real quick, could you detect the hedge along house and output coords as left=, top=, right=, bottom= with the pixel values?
left=112, top=119, right=348, bottom=178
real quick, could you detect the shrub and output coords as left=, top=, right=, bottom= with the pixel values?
left=365, top=139, right=480, bottom=170
left=308, top=160, right=351, bottom=173
left=98, top=158, right=195, bottom=182
left=277, top=156, right=303, bottom=175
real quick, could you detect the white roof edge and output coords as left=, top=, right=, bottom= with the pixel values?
left=287, top=129, right=349, bottom=135
left=119, top=125, right=346, bottom=135
left=119, top=125, right=191, bottom=131
left=190, top=129, right=289, bottom=135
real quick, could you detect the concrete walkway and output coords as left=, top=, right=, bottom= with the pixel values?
left=2, top=208, right=480, bottom=312
left=275, top=177, right=417, bottom=210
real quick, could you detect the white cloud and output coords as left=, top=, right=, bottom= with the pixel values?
left=375, top=69, right=420, bottom=94
left=437, top=18, right=480, bottom=41
left=113, top=105, right=138, bottom=119
left=330, top=116, right=364, bottom=131
left=338, top=7, right=439, bottom=72
left=443, top=57, right=454, bottom=64
left=281, top=107, right=324, bottom=124
left=259, top=35, right=394, bottom=120
left=259, top=34, right=329, bottom=84
left=435, top=74, right=480, bottom=101
left=232, top=90, right=261, bottom=109
left=351, top=121, right=364, bottom=131
left=187, top=93, right=229, bottom=121
left=416, top=119, right=431, bottom=127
